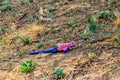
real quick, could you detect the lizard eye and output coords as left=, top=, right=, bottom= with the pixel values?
left=72, top=42, right=74, bottom=45
left=71, top=41, right=75, bottom=45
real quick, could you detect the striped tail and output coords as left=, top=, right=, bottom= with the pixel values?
left=27, top=50, right=43, bottom=55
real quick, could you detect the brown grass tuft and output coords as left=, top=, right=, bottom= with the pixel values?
left=114, top=17, right=120, bottom=27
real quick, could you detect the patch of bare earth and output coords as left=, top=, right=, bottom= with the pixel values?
left=0, top=0, right=120, bottom=80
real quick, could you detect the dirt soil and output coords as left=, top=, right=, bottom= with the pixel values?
left=0, top=0, right=120, bottom=80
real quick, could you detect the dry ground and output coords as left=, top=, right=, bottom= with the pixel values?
left=0, top=0, right=120, bottom=80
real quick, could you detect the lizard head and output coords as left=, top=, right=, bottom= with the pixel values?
left=69, top=41, right=76, bottom=47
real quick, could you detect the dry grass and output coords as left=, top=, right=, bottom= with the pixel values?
left=0, top=23, right=44, bottom=45
left=18, top=23, right=44, bottom=37
left=0, top=65, right=24, bottom=80
left=114, top=17, right=120, bottom=27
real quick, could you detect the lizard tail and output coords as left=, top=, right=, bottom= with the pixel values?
left=27, top=46, right=58, bottom=55
left=27, top=50, right=43, bottom=55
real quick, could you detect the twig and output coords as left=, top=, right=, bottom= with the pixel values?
left=90, top=37, right=110, bottom=44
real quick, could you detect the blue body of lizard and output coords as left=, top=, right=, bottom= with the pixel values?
left=27, top=46, right=69, bottom=55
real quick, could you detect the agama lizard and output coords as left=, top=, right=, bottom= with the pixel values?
left=27, top=41, right=76, bottom=55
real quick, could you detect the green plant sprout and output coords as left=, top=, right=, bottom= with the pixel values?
left=67, top=19, right=77, bottom=29
left=33, top=15, right=39, bottom=21
left=87, top=22, right=100, bottom=33
left=11, top=10, right=17, bottom=17
left=96, top=11, right=116, bottom=20
left=117, top=7, right=120, bottom=12
left=20, top=60, right=37, bottom=73
left=52, top=68, right=64, bottom=79
left=21, top=35, right=30, bottom=45
left=19, top=0, right=28, bottom=5
left=19, top=10, right=24, bottom=14
left=114, top=35, right=120, bottom=46
left=70, top=20, right=77, bottom=27
left=29, top=0, right=33, bottom=3
left=28, top=16, right=34, bottom=24
left=83, top=14, right=95, bottom=23
left=36, top=41, right=44, bottom=48
left=0, top=0, right=12, bottom=12
left=1, top=36, right=6, bottom=44
left=7, top=61, right=13, bottom=69
left=43, top=5, right=59, bottom=18
left=49, top=0, right=60, bottom=5
left=106, top=0, right=116, bottom=7
left=37, top=0, right=44, bottom=2
left=0, top=25, right=10, bottom=31
left=16, top=32, right=30, bottom=45
left=86, top=44, right=92, bottom=49
left=88, top=52, right=96, bottom=59
left=27, top=15, right=39, bottom=24
left=81, top=34, right=88, bottom=40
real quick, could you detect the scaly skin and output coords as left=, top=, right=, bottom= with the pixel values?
left=27, top=41, right=76, bottom=55
left=57, top=41, right=76, bottom=52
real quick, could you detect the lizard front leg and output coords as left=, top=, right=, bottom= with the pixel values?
left=63, top=48, right=69, bottom=53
